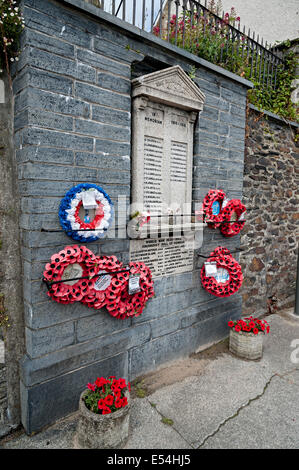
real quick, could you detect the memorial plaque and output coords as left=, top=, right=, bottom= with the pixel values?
left=131, top=65, right=205, bottom=234
left=130, top=65, right=205, bottom=276
left=130, top=235, right=195, bottom=278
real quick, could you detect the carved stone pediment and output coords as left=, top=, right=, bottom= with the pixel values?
left=132, top=65, right=205, bottom=112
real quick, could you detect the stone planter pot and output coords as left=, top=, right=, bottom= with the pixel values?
left=77, top=390, right=130, bottom=449
left=229, top=329, right=263, bottom=360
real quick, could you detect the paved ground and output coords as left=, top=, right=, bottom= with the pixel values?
left=1, top=309, right=299, bottom=449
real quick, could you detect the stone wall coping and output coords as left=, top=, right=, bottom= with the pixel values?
left=59, top=0, right=253, bottom=90
left=249, top=104, right=299, bottom=128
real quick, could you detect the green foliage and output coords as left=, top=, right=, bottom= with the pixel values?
left=248, top=51, right=298, bottom=121
left=0, top=0, right=24, bottom=84
left=154, top=3, right=298, bottom=122
left=134, top=379, right=147, bottom=398
left=161, top=416, right=174, bottom=426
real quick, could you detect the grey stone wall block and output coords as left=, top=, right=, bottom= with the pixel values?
left=221, top=86, right=247, bottom=106
left=200, top=105, right=219, bottom=122
left=25, top=87, right=89, bottom=118
left=15, top=108, right=74, bottom=132
left=194, top=130, right=219, bottom=147
left=25, top=322, right=75, bottom=358
left=77, top=63, right=97, bottom=83
left=22, top=128, right=94, bottom=151
left=92, top=104, right=130, bottom=127
left=198, top=118, right=229, bottom=136
left=14, top=67, right=74, bottom=96
left=23, top=46, right=78, bottom=77
left=23, top=4, right=92, bottom=48
left=18, top=162, right=96, bottom=183
left=93, top=37, right=144, bottom=63
left=193, top=77, right=221, bottom=96
left=76, top=311, right=131, bottom=343
left=21, top=28, right=75, bottom=59
left=150, top=276, right=176, bottom=298
left=21, top=196, right=61, bottom=214
left=74, top=118, right=130, bottom=142
left=97, top=72, right=131, bottom=95
left=150, top=311, right=184, bottom=339
left=75, top=151, right=130, bottom=171
left=220, top=110, right=245, bottom=129
left=18, top=180, right=74, bottom=197
left=204, top=93, right=230, bottom=112
left=74, top=82, right=130, bottom=111
left=16, top=146, right=74, bottom=165
left=95, top=139, right=130, bottom=157
left=76, top=48, right=130, bottom=77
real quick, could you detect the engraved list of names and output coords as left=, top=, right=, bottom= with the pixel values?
left=131, top=65, right=205, bottom=274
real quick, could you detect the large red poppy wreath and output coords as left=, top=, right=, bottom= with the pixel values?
left=200, top=246, right=243, bottom=297
left=43, top=246, right=154, bottom=319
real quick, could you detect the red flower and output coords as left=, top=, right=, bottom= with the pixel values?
left=98, top=398, right=105, bottom=410
left=95, top=377, right=107, bottom=388
left=235, top=325, right=241, bottom=332
left=118, top=378, right=127, bottom=389
left=102, top=407, right=111, bottom=415
left=104, top=394, right=114, bottom=406
left=87, top=382, right=96, bottom=392
left=111, top=379, right=121, bottom=391
left=228, top=321, right=234, bottom=327
left=266, top=326, right=270, bottom=333
left=253, top=328, right=259, bottom=335
left=121, top=396, right=128, bottom=407
left=115, top=398, right=123, bottom=409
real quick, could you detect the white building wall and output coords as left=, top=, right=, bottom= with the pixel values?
left=220, top=0, right=298, bottom=46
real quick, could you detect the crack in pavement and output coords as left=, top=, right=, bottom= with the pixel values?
left=145, top=397, right=196, bottom=449
left=196, top=372, right=280, bottom=449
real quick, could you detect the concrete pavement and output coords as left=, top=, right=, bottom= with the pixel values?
left=1, top=309, right=299, bottom=449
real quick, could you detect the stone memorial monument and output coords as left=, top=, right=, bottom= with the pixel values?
left=129, top=65, right=205, bottom=277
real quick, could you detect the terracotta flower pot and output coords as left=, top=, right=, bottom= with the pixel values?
left=229, top=328, right=263, bottom=360
left=77, top=390, right=130, bottom=449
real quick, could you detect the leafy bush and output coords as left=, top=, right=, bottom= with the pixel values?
left=155, top=2, right=298, bottom=122
left=0, top=0, right=25, bottom=86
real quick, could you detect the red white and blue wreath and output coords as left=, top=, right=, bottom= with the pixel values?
left=59, top=183, right=114, bottom=242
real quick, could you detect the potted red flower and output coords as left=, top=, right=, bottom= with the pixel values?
left=77, top=376, right=131, bottom=449
left=228, top=316, right=270, bottom=360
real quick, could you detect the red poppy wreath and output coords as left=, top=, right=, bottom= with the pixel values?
left=105, top=262, right=155, bottom=320
left=202, top=189, right=227, bottom=229
left=81, top=255, right=127, bottom=310
left=220, top=199, right=246, bottom=238
left=43, top=247, right=154, bottom=318
left=200, top=246, right=243, bottom=297
left=43, top=245, right=99, bottom=304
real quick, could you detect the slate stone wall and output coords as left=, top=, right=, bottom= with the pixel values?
left=240, top=108, right=299, bottom=315
left=14, top=0, right=250, bottom=433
